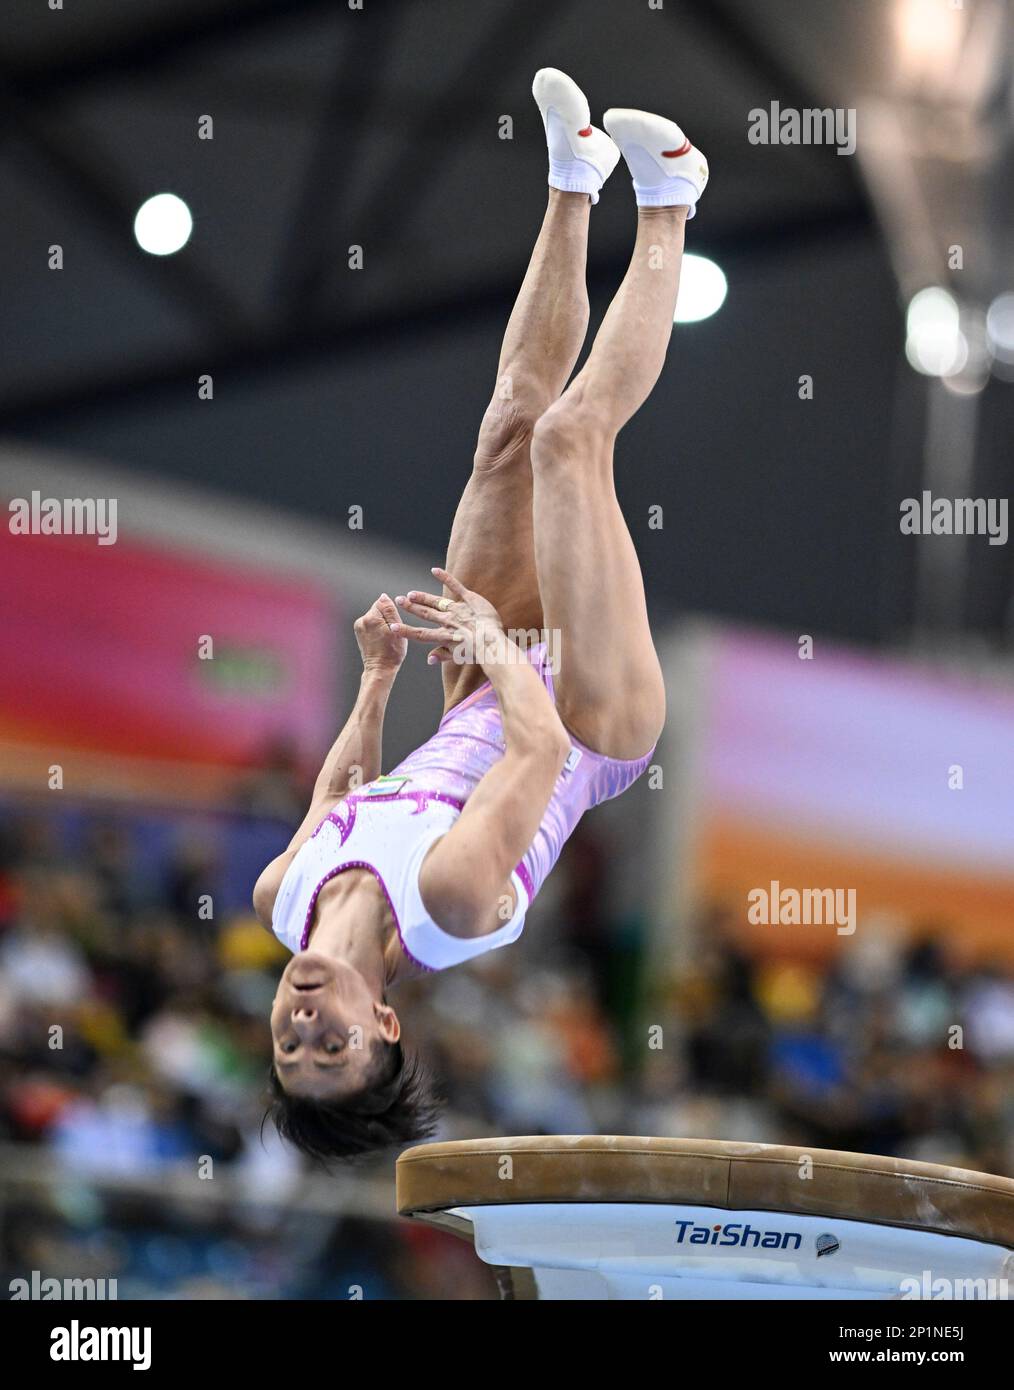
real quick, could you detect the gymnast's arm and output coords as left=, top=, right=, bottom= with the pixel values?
left=418, top=627, right=570, bottom=938
left=251, top=595, right=406, bottom=927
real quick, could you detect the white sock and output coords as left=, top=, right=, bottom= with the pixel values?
left=632, top=176, right=701, bottom=211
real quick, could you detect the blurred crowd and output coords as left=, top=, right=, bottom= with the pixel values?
left=1, top=797, right=1012, bottom=1299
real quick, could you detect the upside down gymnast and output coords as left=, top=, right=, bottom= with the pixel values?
left=252, top=68, right=709, bottom=1160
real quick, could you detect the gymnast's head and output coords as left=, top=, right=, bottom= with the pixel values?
left=266, top=951, right=438, bottom=1162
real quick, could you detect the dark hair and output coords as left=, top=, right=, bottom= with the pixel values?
left=266, top=1041, right=439, bottom=1164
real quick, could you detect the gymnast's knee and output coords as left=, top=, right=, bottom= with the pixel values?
left=530, top=395, right=614, bottom=471
left=474, top=378, right=550, bottom=466
left=623, top=685, right=667, bottom=760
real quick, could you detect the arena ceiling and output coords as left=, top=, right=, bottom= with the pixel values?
left=4, top=0, right=1012, bottom=647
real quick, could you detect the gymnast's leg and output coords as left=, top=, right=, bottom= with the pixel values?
left=529, top=109, right=708, bottom=759
left=438, top=70, right=618, bottom=713
left=438, top=189, right=590, bottom=712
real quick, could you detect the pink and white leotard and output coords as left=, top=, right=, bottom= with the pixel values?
left=271, top=643, right=654, bottom=972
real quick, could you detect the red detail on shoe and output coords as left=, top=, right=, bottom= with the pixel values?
left=662, top=139, right=692, bottom=158
left=577, top=126, right=593, bottom=137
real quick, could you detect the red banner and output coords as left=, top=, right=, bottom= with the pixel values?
left=0, top=522, right=339, bottom=779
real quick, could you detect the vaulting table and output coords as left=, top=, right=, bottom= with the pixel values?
left=396, top=1135, right=1014, bottom=1299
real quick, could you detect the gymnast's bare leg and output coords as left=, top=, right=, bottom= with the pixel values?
left=439, top=187, right=592, bottom=712
left=439, top=76, right=708, bottom=764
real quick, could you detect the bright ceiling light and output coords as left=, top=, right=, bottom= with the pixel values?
left=133, top=193, right=193, bottom=256
left=893, top=0, right=966, bottom=85
left=905, top=286, right=967, bottom=377
left=674, top=254, right=727, bottom=324
left=986, top=292, right=1014, bottom=365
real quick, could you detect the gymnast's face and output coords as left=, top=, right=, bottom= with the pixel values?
left=270, top=952, right=400, bottom=1100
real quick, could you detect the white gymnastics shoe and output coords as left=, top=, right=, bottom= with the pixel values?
left=533, top=67, right=620, bottom=204
left=602, top=108, right=709, bottom=217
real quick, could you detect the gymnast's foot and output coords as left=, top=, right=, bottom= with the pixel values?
left=533, top=67, right=620, bottom=204
left=602, top=108, right=709, bottom=218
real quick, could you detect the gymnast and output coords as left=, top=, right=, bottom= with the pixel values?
left=252, top=69, right=708, bottom=1159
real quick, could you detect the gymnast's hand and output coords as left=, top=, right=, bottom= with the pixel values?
left=354, top=594, right=408, bottom=676
left=393, top=567, right=505, bottom=668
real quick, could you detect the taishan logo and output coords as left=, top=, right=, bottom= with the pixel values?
left=674, top=1219, right=802, bottom=1251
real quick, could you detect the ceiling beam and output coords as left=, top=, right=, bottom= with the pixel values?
left=271, top=6, right=403, bottom=323
left=351, top=0, right=569, bottom=259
